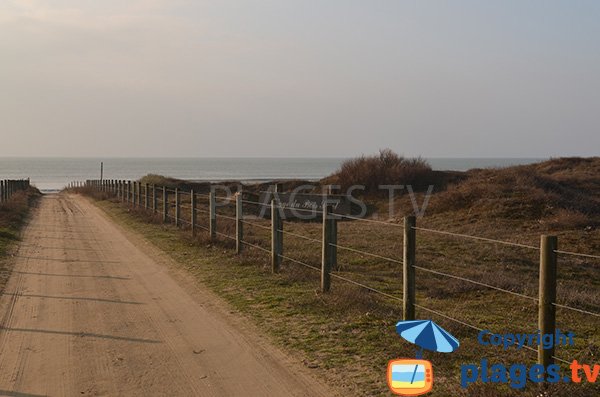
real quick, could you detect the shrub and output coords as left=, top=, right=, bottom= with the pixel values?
left=326, top=149, right=434, bottom=193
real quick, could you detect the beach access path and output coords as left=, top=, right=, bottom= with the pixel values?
left=0, top=193, right=334, bottom=397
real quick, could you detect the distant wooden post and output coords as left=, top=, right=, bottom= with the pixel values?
left=236, top=192, right=243, bottom=254
left=538, top=235, right=558, bottom=368
left=191, top=190, right=197, bottom=236
left=209, top=191, right=216, bottom=240
left=144, top=184, right=149, bottom=209
left=403, top=216, right=416, bottom=321
left=131, top=182, right=136, bottom=206
left=163, top=186, right=168, bottom=222
left=137, top=182, right=142, bottom=207
left=175, top=188, right=180, bottom=227
left=321, top=203, right=334, bottom=292
left=271, top=199, right=283, bottom=272
left=0, top=180, right=4, bottom=203
left=152, top=185, right=157, bottom=214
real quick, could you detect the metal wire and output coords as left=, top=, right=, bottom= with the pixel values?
left=193, top=223, right=210, bottom=232
left=241, top=240, right=271, bottom=254
left=216, top=213, right=237, bottom=221
left=279, top=229, right=321, bottom=244
left=554, top=250, right=600, bottom=260
left=215, top=231, right=236, bottom=241
left=240, top=219, right=271, bottom=231
left=413, top=265, right=538, bottom=302
left=415, top=304, right=485, bottom=332
left=552, top=302, right=600, bottom=318
left=241, top=199, right=271, bottom=207
left=413, top=227, right=539, bottom=250
left=329, top=271, right=404, bottom=302
left=330, top=243, right=403, bottom=265
left=279, top=254, right=321, bottom=272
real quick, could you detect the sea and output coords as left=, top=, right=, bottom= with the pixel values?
left=0, top=157, right=544, bottom=192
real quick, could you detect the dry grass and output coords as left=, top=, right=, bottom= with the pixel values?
left=0, top=186, right=41, bottom=293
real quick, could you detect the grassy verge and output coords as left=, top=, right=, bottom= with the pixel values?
left=0, top=187, right=42, bottom=293
left=90, top=195, right=599, bottom=397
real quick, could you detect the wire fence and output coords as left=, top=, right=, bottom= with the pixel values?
left=79, top=179, right=600, bottom=369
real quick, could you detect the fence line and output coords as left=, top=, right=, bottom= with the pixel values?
left=77, top=178, right=600, bottom=371
left=0, top=179, right=31, bottom=204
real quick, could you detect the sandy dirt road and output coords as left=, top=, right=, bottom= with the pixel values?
left=0, top=194, right=334, bottom=397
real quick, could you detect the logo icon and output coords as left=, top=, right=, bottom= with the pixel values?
left=388, top=320, right=460, bottom=395
left=387, top=359, right=433, bottom=396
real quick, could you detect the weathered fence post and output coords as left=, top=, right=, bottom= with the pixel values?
left=324, top=191, right=338, bottom=270
left=321, top=203, right=333, bottom=292
left=0, top=180, right=4, bottom=203
left=403, top=216, right=416, bottom=321
left=209, top=190, right=216, bottom=240
left=191, top=190, right=196, bottom=236
left=236, top=192, right=243, bottom=254
left=132, top=182, right=137, bottom=206
left=271, top=199, right=282, bottom=272
left=130, top=181, right=135, bottom=205
left=538, top=235, right=558, bottom=368
left=152, top=185, right=157, bottom=214
left=144, top=184, right=149, bottom=209
left=163, top=186, right=168, bottom=222
left=175, top=188, right=180, bottom=227
left=137, top=182, right=142, bottom=207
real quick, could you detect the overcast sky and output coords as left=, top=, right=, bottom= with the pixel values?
left=1, top=1, right=599, bottom=158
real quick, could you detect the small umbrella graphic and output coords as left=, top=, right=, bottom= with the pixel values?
left=396, top=320, right=459, bottom=358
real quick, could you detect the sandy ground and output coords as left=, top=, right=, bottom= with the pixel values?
left=0, top=194, right=335, bottom=397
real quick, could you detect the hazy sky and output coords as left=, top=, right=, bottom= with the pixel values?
left=1, top=1, right=599, bottom=158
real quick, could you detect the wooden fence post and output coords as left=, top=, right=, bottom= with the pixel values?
left=209, top=190, right=216, bottom=240
left=321, top=203, right=333, bottom=292
left=175, top=188, right=180, bottom=227
left=271, top=199, right=282, bottom=272
left=163, top=186, right=168, bottom=222
left=403, top=216, right=416, bottom=321
left=137, top=182, right=142, bottom=207
left=324, top=193, right=338, bottom=270
left=236, top=192, right=243, bottom=254
left=144, top=184, right=148, bottom=209
left=130, top=181, right=135, bottom=205
left=133, top=182, right=137, bottom=205
left=152, top=185, right=157, bottom=214
left=538, top=235, right=558, bottom=368
left=191, top=190, right=196, bottom=236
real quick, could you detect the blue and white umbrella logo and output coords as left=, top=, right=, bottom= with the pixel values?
left=396, top=320, right=459, bottom=357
